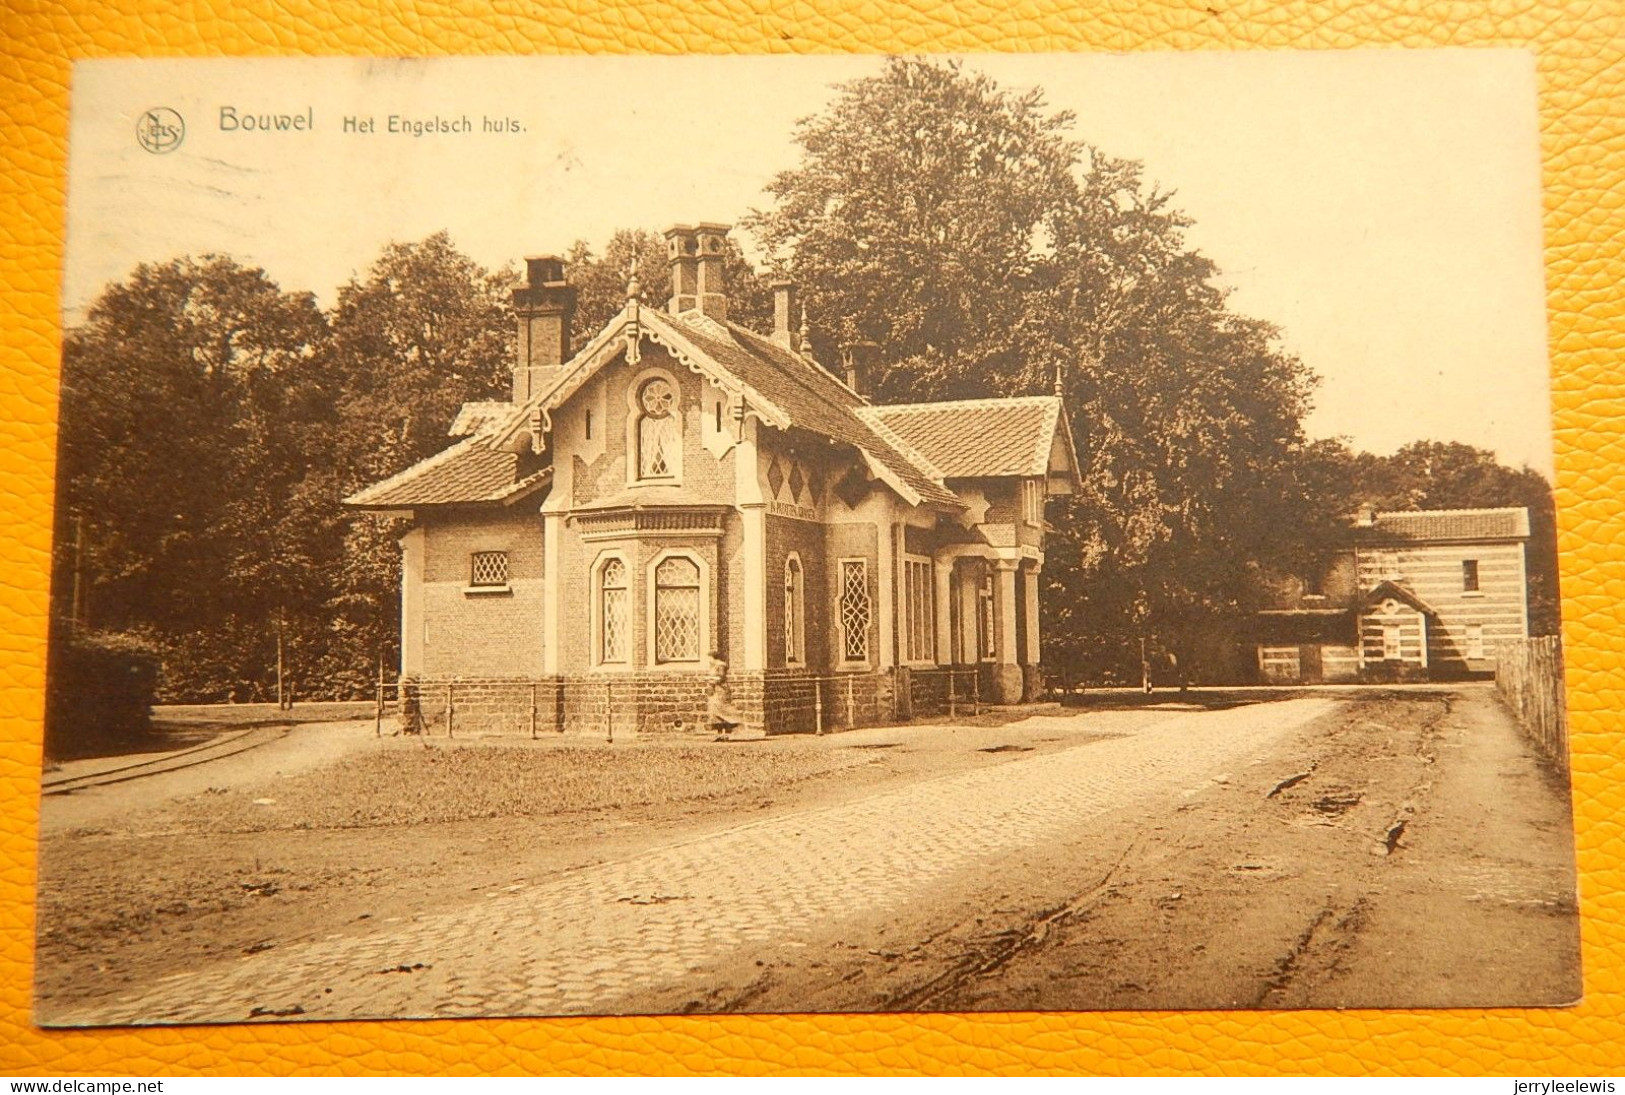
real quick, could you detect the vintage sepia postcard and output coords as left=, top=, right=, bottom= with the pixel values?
left=35, top=51, right=1578, bottom=1028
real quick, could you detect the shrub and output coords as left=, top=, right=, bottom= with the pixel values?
left=44, top=628, right=162, bottom=760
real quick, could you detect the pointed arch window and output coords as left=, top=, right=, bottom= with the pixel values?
left=636, top=377, right=679, bottom=480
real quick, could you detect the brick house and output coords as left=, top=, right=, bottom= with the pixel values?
left=346, top=224, right=1080, bottom=736
left=1251, top=507, right=1532, bottom=683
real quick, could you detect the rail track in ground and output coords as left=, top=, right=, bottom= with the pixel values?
left=41, top=724, right=290, bottom=796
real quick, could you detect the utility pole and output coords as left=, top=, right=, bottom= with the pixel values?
left=275, top=611, right=285, bottom=710
left=70, top=515, right=86, bottom=633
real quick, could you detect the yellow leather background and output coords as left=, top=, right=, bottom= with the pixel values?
left=2, top=1, right=1621, bottom=1077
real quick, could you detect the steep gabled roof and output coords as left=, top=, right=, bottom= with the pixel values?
left=344, top=434, right=552, bottom=509
left=1362, top=507, right=1531, bottom=543
left=489, top=304, right=966, bottom=511
left=864, top=396, right=1079, bottom=485
left=1362, top=580, right=1440, bottom=617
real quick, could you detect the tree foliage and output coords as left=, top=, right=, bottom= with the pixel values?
left=750, top=58, right=1321, bottom=677
left=51, top=60, right=1560, bottom=709
left=53, top=236, right=517, bottom=705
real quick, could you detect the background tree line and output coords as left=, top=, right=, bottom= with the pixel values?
left=49, top=57, right=1559, bottom=715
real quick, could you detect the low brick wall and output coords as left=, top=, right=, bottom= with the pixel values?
left=907, top=667, right=983, bottom=719
left=399, top=678, right=561, bottom=737
left=401, top=673, right=711, bottom=739
left=399, top=666, right=905, bottom=739
left=732, top=669, right=895, bottom=735
left=557, top=673, right=712, bottom=739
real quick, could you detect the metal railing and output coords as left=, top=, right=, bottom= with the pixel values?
left=905, top=666, right=983, bottom=722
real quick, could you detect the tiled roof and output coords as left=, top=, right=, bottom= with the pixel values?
left=691, top=318, right=964, bottom=510
left=364, top=302, right=1079, bottom=514
left=864, top=397, right=1063, bottom=479
left=448, top=401, right=513, bottom=437
left=344, top=434, right=551, bottom=509
left=491, top=304, right=967, bottom=511
left=1364, top=507, right=1531, bottom=542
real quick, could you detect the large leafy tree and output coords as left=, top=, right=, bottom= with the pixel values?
left=750, top=58, right=1318, bottom=679
left=750, top=58, right=1081, bottom=402
left=314, top=233, right=519, bottom=689
left=54, top=256, right=330, bottom=699
left=324, top=232, right=515, bottom=483
left=54, top=235, right=520, bottom=703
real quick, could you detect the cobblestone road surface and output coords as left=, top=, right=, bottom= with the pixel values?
left=49, top=698, right=1335, bottom=1026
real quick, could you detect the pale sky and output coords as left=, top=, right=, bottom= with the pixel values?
left=66, top=52, right=1553, bottom=477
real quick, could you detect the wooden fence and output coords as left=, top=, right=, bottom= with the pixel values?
left=1494, top=635, right=1569, bottom=771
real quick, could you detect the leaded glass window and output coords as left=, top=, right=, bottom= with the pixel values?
left=599, top=557, right=628, bottom=664
left=470, top=551, right=508, bottom=587
left=637, top=377, right=678, bottom=479
left=654, top=556, right=701, bottom=663
left=839, top=559, right=870, bottom=663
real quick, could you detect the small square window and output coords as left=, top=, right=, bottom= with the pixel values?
left=471, top=551, right=509, bottom=587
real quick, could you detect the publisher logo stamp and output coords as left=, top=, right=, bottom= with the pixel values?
left=136, top=108, right=185, bottom=154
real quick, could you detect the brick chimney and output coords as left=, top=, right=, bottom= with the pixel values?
left=512, top=255, right=576, bottom=404
left=841, top=340, right=879, bottom=396
left=694, top=223, right=730, bottom=321
left=771, top=280, right=799, bottom=350
left=664, top=225, right=698, bottom=314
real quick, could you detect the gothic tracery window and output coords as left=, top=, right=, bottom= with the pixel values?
left=636, top=377, right=678, bottom=480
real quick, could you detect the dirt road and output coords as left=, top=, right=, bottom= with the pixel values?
left=678, top=685, right=1579, bottom=1014
left=34, top=686, right=1578, bottom=1025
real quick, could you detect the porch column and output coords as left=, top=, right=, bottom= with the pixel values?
left=1023, top=561, right=1042, bottom=700
left=958, top=563, right=980, bottom=666
left=876, top=517, right=896, bottom=670
left=933, top=557, right=953, bottom=667
left=992, top=559, right=1023, bottom=703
